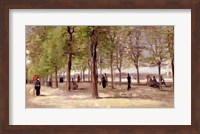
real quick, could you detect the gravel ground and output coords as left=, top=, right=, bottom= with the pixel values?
left=26, top=82, right=174, bottom=108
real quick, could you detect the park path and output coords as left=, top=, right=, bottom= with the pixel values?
left=26, top=83, right=174, bottom=108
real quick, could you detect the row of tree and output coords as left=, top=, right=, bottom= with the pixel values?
left=26, top=26, right=174, bottom=98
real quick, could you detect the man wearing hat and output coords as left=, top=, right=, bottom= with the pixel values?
left=34, top=77, right=41, bottom=96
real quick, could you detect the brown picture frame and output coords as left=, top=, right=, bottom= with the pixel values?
left=0, top=0, right=199, bottom=134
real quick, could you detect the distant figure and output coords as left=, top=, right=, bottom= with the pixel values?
left=60, top=76, right=63, bottom=83
left=48, top=77, right=52, bottom=87
left=104, top=73, right=108, bottom=86
left=34, top=77, right=41, bottom=96
left=72, top=78, right=78, bottom=90
left=152, top=76, right=159, bottom=88
left=161, top=75, right=166, bottom=86
left=127, top=73, right=131, bottom=91
left=149, top=77, right=152, bottom=82
left=100, top=75, right=106, bottom=88
left=77, top=74, right=80, bottom=83
left=147, top=76, right=153, bottom=87
left=61, top=77, right=64, bottom=82
left=146, top=74, right=151, bottom=82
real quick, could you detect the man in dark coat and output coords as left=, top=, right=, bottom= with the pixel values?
left=60, top=76, right=64, bottom=83
left=127, top=73, right=131, bottom=91
left=100, top=75, right=106, bottom=89
left=34, top=77, right=41, bottom=96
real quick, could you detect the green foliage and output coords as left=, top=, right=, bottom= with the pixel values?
left=144, top=26, right=171, bottom=66
left=26, top=26, right=174, bottom=80
left=27, top=26, right=65, bottom=78
left=71, top=26, right=91, bottom=71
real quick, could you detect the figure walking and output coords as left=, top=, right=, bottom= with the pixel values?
left=34, top=77, right=41, bottom=96
left=77, top=74, right=81, bottom=83
left=127, top=73, right=131, bottom=91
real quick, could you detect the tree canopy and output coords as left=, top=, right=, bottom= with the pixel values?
left=26, top=26, right=174, bottom=96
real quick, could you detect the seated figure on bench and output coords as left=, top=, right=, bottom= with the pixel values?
left=72, top=78, right=78, bottom=90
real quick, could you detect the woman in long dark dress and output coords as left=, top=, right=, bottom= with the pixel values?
left=34, top=77, right=41, bottom=96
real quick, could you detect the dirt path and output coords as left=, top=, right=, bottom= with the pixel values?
left=26, top=83, right=174, bottom=108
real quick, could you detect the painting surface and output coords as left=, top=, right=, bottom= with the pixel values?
left=26, top=26, right=174, bottom=108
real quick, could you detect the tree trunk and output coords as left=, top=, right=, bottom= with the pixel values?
left=66, top=53, right=72, bottom=90
left=90, top=63, right=92, bottom=82
left=110, top=52, right=114, bottom=89
left=88, top=70, right=90, bottom=81
left=80, top=70, right=82, bottom=82
left=119, top=58, right=122, bottom=86
left=83, top=69, right=85, bottom=82
left=136, top=64, right=140, bottom=84
left=158, top=63, right=162, bottom=90
left=96, top=66, right=98, bottom=83
left=91, top=42, right=98, bottom=98
left=50, top=74, right=52, bottom=87
left=26, top=67, right=28, bottom=84
left=99, top=56, right=102, bottom=77
left=66, top=26, right=74, bottom=90
left=90, top=28, right=99, bottom=98
left=171, top=59, right=174, bottom=90
left=88, top=60, right=90, bottom=81
left=119, top=69, right=121, bottom=86
left=45, top=76, right=48, bottom=86
left=100, top=65, right=102, bottom=77
left=117, top=55, right=122, bottom=86
left=136, top=31, right=140, bottom=85
left=55, top=66, right=58, bottom=88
